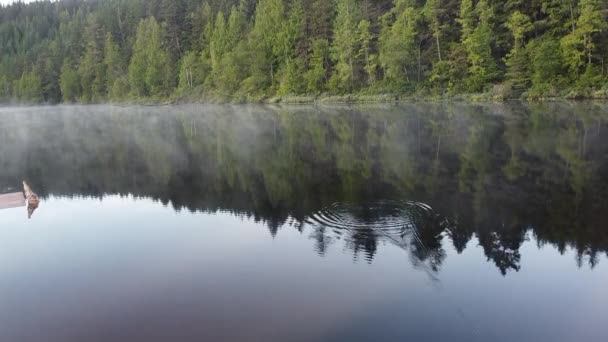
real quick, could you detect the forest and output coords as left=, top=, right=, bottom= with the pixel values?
left=0, top=0, right=607, bottom=104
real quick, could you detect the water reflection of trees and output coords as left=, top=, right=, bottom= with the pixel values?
left=1, top=103, right=607, bottom=275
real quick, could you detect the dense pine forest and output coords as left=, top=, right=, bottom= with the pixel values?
left=0, top=0, right=607, bottom=104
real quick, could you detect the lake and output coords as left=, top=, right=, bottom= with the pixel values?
left=0, top=103, right=607, bottom=342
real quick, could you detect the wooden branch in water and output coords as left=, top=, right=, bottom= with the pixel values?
left=23, top=181, right=40, bottom=219
left=0, top=182, right=41, bottom=219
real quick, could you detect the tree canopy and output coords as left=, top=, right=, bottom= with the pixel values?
left=0, top=0, right=607, bottom=103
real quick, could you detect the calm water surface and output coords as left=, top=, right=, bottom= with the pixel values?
left=0, top=103, right=607, bottom=342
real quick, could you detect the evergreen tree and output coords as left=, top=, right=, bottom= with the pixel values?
left=329, top=0, right=360, bottom=93
left=561, top=0, right=607, bottom=79
left=0, top=0, right=606, bottom=103
left=189, top=1, right=214, bottom=53
left=0, top=75, right=11, bottom=101
left=379, top=1, right=419, bottom=89
left=14, top=70, right=43, bottom=103
left=217, top=6, right=249, bottom=94
left=178, top=51, right=202, bottom=90
left=243, top=0, right=287, bottom=93
left=197, top=2, right=214, bottom=88
left=103, top=33, right=125, bottom=99
left=530, top=38, right=564, bottom=95
left=278, top=0, right=306, bottom=94
left=128, top=17, right=172, bottom=97
left=424, top=0, right=444, bottom=62
left=461, top=0, right=498, bottom=92
left=39, top=40, right=62, bottom=103
left=357, top=19, right=377, bottom=86
left=505, top=11, right=533, bottom=95
left=210, top=11, right=228, bottom=85
left=305, top=38, right=330, bottom=93
left=78, top=15, right=106, bottom=102
left=310, top=0, right=335, bottom=41
left=60, top=59, right=81, bottom=102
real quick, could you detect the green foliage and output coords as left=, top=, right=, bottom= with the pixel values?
left=461, top=0, right=499, bottom=92
left=505, top=47, right=530, bottom=96
left=0, top=75, right=10, bottom=101
left=278, top=57, right=306, bottom=95
left=210, top=11, right=229, bottom=84
left=103, top=33, right=125, bottom=99
left=328, top=0, right=361, bottom=93
left=178, top=51, right=203, bottom=91
left=576, top=64, right=604, bottom=91
left=0, top=0, right=607, bottom=103
left=243, top=0, right=292, bottom=94
left=506, top=11, right=533, bottom=49
left=505, top=11, right=533, bottom=95
left=424, top=0, right=444, bottom=62
left=305, top=39, right=329, bottom=94
left=357, top=20, right=377, bottom=86
left=278, top=0, right=305, bottom=94
left=128, top=17, right=172, bottom=97
left=379, top=2, right=420, bottom=90
left=14, top=70, right=43, bottom=103
left=213, top=6, right=248, bottom=93
left=531, top=39, right=564, bottom=87
left=60, top=59, right=81, bottom=102
left=78, top=15, right=106, bottom=103
left=561, top=0, right=607, bottom=78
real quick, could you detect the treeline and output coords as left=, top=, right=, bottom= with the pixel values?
left=0, top=0, right=607, bottom=103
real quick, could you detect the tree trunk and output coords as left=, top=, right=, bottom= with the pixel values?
left=270, top=63, right=274, bottom=82
left=350, top=58, right=354, bottom=89
left=570, top=4, right=575, bottom=33
left=436, top=34, right=442, bottom=62
left=588, top=35, right=592, bottom=65
left=418, top=41, right=422, bottom=82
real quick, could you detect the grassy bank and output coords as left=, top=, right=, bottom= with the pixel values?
left=170, top=87, right=608, bottom=105
left=3, top=87, right=608, bottom=107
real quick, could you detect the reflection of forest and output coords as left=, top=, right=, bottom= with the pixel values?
left=1, top=103, right=607, bottom=275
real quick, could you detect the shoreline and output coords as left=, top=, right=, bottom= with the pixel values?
left=2, top=92, right=608, bottom=107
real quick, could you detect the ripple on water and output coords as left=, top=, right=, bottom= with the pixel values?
left=306, top=200, right=435, bottom=239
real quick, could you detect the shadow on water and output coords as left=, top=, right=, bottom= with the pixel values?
left=1, top=102, right=608, bottom=276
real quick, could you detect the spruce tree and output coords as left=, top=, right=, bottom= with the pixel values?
left=329, top=0, right=360, bottom=93
left=60, top=59, right=81, bottom=102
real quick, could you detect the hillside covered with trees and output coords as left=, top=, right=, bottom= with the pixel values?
left=0, top=0, right=607, bottom=103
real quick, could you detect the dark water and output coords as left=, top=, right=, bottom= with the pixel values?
left=0, top=103, right=607, bottom=342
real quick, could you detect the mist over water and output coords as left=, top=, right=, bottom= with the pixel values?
left=1, top=103, right=608, bottom=342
